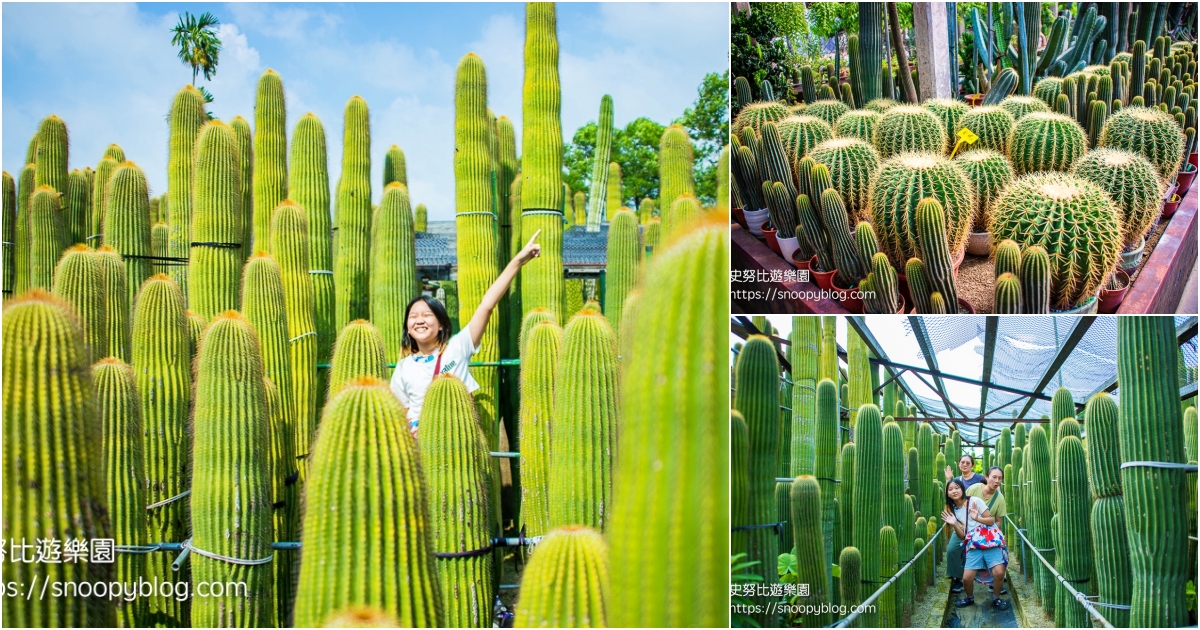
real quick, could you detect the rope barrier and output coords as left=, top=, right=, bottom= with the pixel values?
left=1004, top=515, right=1114, bottom=629
left=1120, top=460, right=1198, bottom=471
left=145, top=489, right=190, bottom=511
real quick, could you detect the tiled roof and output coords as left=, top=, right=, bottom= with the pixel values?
left=415, top=221, right=614, bottom=269
left=415, top=231, right=456, bottom=267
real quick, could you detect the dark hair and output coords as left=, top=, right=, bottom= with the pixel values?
left=400, top=296, right=452, bottom=356
left=986, top=466, right=1003, bottom=479
left=959, top=454, right=975, bottom=465
left=944, top=478, right=968, bottom=512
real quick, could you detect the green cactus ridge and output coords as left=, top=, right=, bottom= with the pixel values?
left=1100, top=105, right=1185, bottom=182
left=418, top=375, right=494, bottom=628
left=989, top=173, right=1121, bottom=310
left=383, top=144, right=408, bottom=188
left=1029, top=425, right=1057, bottom=615
left=371, top=184, right=420, bottom=363
left=584, top=95, right=614, bottom=230
left=103, top=162, right=154, bottom=311
left=1072, top=148, right=1165, bottom=249
left=253, top=69, right=288, bottom=251
left=953, top=149, right=1014, bottom=229
left=604, top=209, right=639, bottom=332
left=922, top=98, right=971, bottom=153
left=807, top=99, right=850, bottom=128
left=91, top=156, right=119, bottom=247
left=994, top=272, right=1023, bottom=314
left=34, top=115, right=70, bottom=217
left=166, top=86, right=208, bottom=294
left=732, top=411, right=750, bottom=558
left=875, top=105, right=949, bottom=158
left=733, top=101, right=790, bottom=137
left=550, top=308, right=619, bottom=529
left=52, top=244, right=108, bottom=362
left=957, top=106, right=1017, bottom=155
left=294, top=377, right=443, bottom=627
left=852, top=404, right=883, bottom=627
left=188, top=123, right=244, bottom=321
left=840, top=546, right=862, bottom=621
left=231, top=116, right=255, bottom=268
left=66, top=168, right=91, bottom=247
left=1117, top=317, right=1189, bottom=627
left=834, top=110, right=883, bottom=143
left=94, top=358, right=149, bottom=627
left=791, top=476, right=830, bottom=627
left=1087, top=393, right=1131, bottom=628
left=814, top=379, right=839, bottom=594
left=915, top=197, right=960, bottom=313
left=918, top=422, right=936, bottom=522
left=288, top=113, right=335, bottom=387
left=1055, top=435, right=1093, bottom=627
left=3, top=171, right=16, bottom=295
left=514, top=526, right=609, bottom=628
left=809, top=138, right=880, bottom=225
left=870, top=252, right=901, bottom=314
left=28, top=185, right=65, bottom=291
left=190, top=311, right=275, bottom=626
left=328, top=319, right=389, bottom=397
left=868, top=153, right=975, bottom=270
left=335, top=96, right=373, bottom=329
left=522, top=3, right=564, bottom=213
left=1011, top=112, right=1089, bottom=174
left=4, top=292, right=116, bottom=627
left=999, top=95, right=1052, bottom=121
left=1018, top=245, right=1051, bottom=314
left=518, top=316, right=561, bottom=538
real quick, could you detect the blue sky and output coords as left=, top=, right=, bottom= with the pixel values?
left=3, top=2, right=727, bottom=221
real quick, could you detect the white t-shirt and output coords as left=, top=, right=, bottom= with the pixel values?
left=389, top=328, right=480, bottom=433
left=953, top=496, right=990, bottom=537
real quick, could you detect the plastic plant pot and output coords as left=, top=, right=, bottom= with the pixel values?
left=966, top=231, right=992, bottom=256
left=1161, top=193, right=1182, bottom=220
left=791, top=248, right=812, bottom=270
left=733, top=206, right=747, bottom=229
left=744, top=208, right=770, bottom=236
left=831, top=273, right=863, bottom=313
left=1177, top=165, right=1197, bottom=196
left=810, top=256, right=837, bottom=291
left=1051, top=295, right=1099, bottom=314
left=777, top=236, right=801, bottom=266
left=762, top=222, right=781, bottom=255
left=1098, top=269, right=1130, bottom=314
left=1119, top=236, right=1146, bottom=273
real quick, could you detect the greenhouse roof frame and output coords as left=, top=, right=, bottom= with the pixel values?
left=906, top=316, right=955, bottom=419
left=1087, top=316, right=1198, bottom=398
left=1013, top=316, right=1097, bottom=420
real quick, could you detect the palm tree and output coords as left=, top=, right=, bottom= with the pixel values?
left=171, top=11, right=222, bottom=86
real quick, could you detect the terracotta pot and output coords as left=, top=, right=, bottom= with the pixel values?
left=810, top=256, right=837, bottom=291
left=733, top=206, right=747, bottom=229
left=1177, top=166, right=1197, bottom=196
left=966, top=94, right=985, bottom=106
left=1190, top=151, right=1198, bottom=169
left=791, top=248, right=811, bottom=270
left=1162, top=193, right=1182, bottom=220
left=897, top=271, right=913, bottom=307
left=762, top=222, right=781, bottom=255
left=952, top=247, right=966, bottom=273
left=1098, top=269, right=1130, bottom=314
left=966, top=231, right=991, bottom=256
left=831, top=274, right=863, bottom=313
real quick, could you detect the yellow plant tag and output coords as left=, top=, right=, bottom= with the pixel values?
left=949, top=128, right=980, bottom=158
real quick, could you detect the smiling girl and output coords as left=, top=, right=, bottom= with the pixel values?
left=389, top=230, right=541, bottom=435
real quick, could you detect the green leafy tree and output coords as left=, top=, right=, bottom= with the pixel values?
left=171, top=12, right=222, bottom=87
left=731, top=4, right=793, bottom=104
left=675, top=70, right=729, bottom=206
left=564, top=117, right=667, bottom=211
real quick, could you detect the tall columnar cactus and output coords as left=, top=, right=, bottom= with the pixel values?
left=873, top=106, right=948, bottom=158
left=1029, top=425, right=1056, bottom=614
left=271, top=201, right=318, bottom=471
left=94, top=246, right=130, bottom=362
left=15, top=163, right=35, bottom=294
left=1010, top=112, right=1089, bottom=174
left=957, top=106, right=1017, bottom=155
left=807, top=99, right=851, bottom=128
left=253, top=69, right=288, bottom=250
left=383, top=144, right=408, bottom=188
left=733, top=101, right=791, bottom=137
left=733, top=334, right=781, bottom=624
left=1100, top=105, right=1185, bottom=182
left=834, top=110, right=883, bottom=143
left=417, top=376, right=494, bottom=628
left=3, top=292, right=116, bottom=627
left=189, top=312, right=274, bottom=627
left=514, top=526, right=608, bottom=628
left=808, top=138, right=880, bottom=224
left=838, top=442, right=856, bottom=603
left=923, top=98, right=971, bottom=153
left=667, top=195, right=702, bottom=240
left=867, top=153, right=974, bottom=269
left=852, top=404, right=884, bottom=627
left=52, top=244, right=107, bottom=362
left=231, top=116, right=254, bottom=267
left=520, top=2, right=566, bottom=319
left=188, top=122, right=243, bottom=320
left=414, top=203, right=428, bottom=232
left=994, top=272, right=1023, bottom=313
left=518, top=315, right=561, bottom=538
left=28, top=184, right=66, bottom=292
left=550, top=307, right=619, bottom=529
left=151, top=222, right=169, bottom=274
left=953, top=149, right=1014, bottom=231
left=1018, top=245, right=1051, bottom=314
left=371, top=184, right=419, bottom=363
left=94, top=358, right=148, bottom=627
left=989, top=173, right=1121, bottom=311
left=335, top=96, right=373, bottom=328
left=840, top=546, right=862, bottom=625
left=585, top=95, right=614, bottom=231
left=791, top=476, right=830, bottom=627
left=294, top=377, right=442, bottom=627
left=1084, top=392, right=1132, bottom=628
left=34, top=115, right=69, bottom=213
left=166, top=85, right=207, bottom=294
left=732, top=410, right=750, bottom=559
left=999, top=95, right=1052, bottom=121
left=879, top=525, right=898, bottom=627
left=1055, top=435, right=1093, bottom=627
left=606, top=162, right=623, bottom=217
left=66, top=168, right=91, bottom=246
left=2, top=171, right=14, bottom=296
left=790, top=318, right=820, bottom=479
left=240, top=253, right=298, bottom=622
left=659, top=125, right=697, bottom=230
left=915, top=197, right=960, bottom=314
left=1118, top=317, right=1189, bottom=627
left=604, top=220, right=726, bottom=627
left=91, top=156, right=119, bottom=246
left=813, top=378, right=839, bottom=594
left=820, top=188, right=866, bottom=288
left=604, top=208, right=639, bottom=332
left=880, top=421, right=908, bottom=615
left=104, top=162, right=154, bottom=313
left=328, top=319, right=389, bottom=396
left=918, top=422, right=935, bottom=521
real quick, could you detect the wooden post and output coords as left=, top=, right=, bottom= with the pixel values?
left=912, top=2, right=954, bottom=101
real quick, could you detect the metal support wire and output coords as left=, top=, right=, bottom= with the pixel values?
left=829, top=527, right=943, bottom=628
left=315, top=359, right=520, bottom=369
left=1004, top=515, right=1115, bottom=628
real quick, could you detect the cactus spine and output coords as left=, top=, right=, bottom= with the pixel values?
left=3, top=292, right=116, bottom=627
left=604, top=208, right=639, bottom=332
left=792, top=476, right=830, bottom=627
left=334, top=96, right=373, bottom=328
left=418, top=376, right=494, bottom=628
left=550, top=308, right=619, bottom=529
left=371, top=184, right=419, bottom=363
left=515, top=527, right=608, bottom=627
left=294, top=377, right=443, bottom=627
left=1118, top=317, right=1189, bottom=627
left=93, top=358, right=148, bottom=627
left=52, top=244, right=107, bottom=362
left=188, top=122, right=243, bottom=319
left=518, top=315, right=561, bottom=537
left=232, top=116, right=254, bottom=267
left=253, top=70, right=288, bottom=250
left=327, top=319, right=389, bottom=397
left=166, top=86, right=207, bottom=294
left=1085, top=393, right=1132, bottom=628
left=189, top=312, right=274, bottom=627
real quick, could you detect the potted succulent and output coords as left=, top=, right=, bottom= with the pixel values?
left=1098, top=268, right=1130, bottom=314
